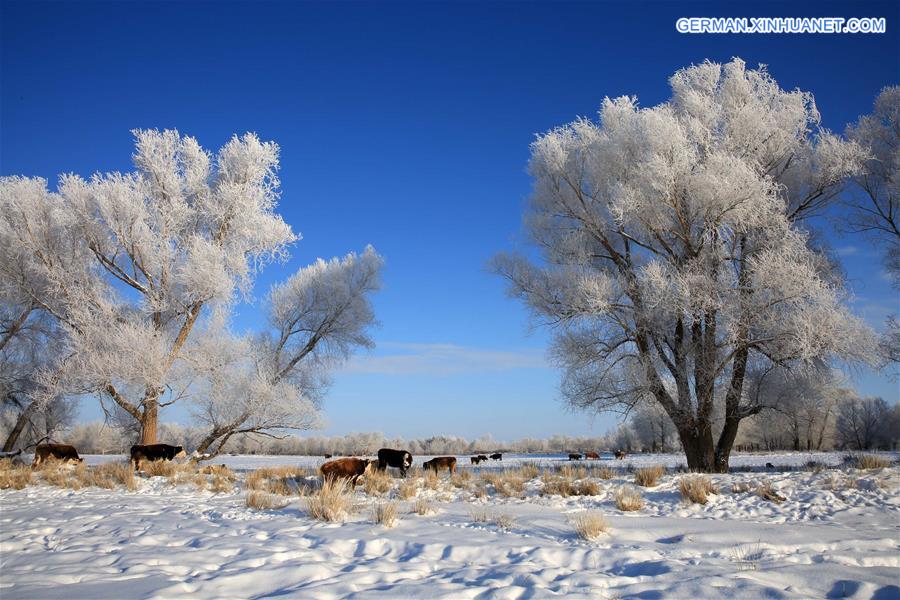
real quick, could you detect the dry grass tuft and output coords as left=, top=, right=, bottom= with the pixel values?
left=756, top=480, right=786, bottom=503
left=558, top=465, right=587, bottom=480
left=483, top=471, right=526, bottom=497
left=569, top=511, right=609, bottom=540
left=142, top=459, right=178, bottom=478
left=200, top=464, right=237, bottom=480
left=492, top=512, right=515, bottom=532
left=371, top=501, right=399, bottom=527
left=468, top=505, right=491, bottom=523
left=422, top=470, right=440, bottom=490
left=398, top=478, right=419, bottom=500
left=517, top=464, right=539, bottom=480
left=412, top=497, right=434, bottom=515
left=306, top=478, right=355, bottom=522
left=209, top=474, right=234, bottom=493
left=679, top=474, right=718, bottom=505
left=577, top=479, right=601, bottom=496
left=246, top=490, right=290, bottom=510
left=363, top=468, right=394, bottom=496
left=450, top=470, right=473, bottom=489
left=614, top=485, right=644, bottom=511
left=247, top=466, right=312, bottom=496
left=634, top=465, right=665, bottom=487
left=541, top=473, right=576, bottom=497
left=0, top=460, right=32, bottom=489
left=595, top=466, right=615, bottom=480
left=857, top=454, right=891, bottom=470
left=91, top=462, right=138, bottom=491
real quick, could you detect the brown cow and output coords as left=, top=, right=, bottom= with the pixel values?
left=320, top=457, right=376, bottom=486
left=32, top=444, right=84, bottom=468
left=614, top=449, right=627, bottom=460
left=584, top=451, right=600, bottom=460
left=423, top=456, right=457, bottom=474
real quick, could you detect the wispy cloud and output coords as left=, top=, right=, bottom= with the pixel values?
left=836, top=245, right=859, bottom=256
left=341, top=342, right=550, bottom=375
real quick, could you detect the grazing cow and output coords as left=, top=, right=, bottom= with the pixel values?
left=376, top=448, right=413, bottom=477
left=320, top=457, right=375, bottom=485
left=477, top=454, right=488, bottom=462
left=324, top=454, right=333, bottom=459
left=130, top=444, right=186, bottom=471
left=765, top=462, right=775, bottom=469
left=568, top=453, right=582, bottom=461
left=584, top=451, right=600, bottom=460
left=32, top=444, right=83, bottom=467
left=423, top=456, right=457, bottom=474
left=470, top=456, right=483, bottom=465
left=490, top=453, right=502, bottom=461
left=614, top=450, right=627, bottom=460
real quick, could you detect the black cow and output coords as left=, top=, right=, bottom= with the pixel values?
left=470, top=456, right=483, bottom=465
left=490, top=453, right=502, bottom=461
left=477, top=454, right=488, bottom=462
left=568, top=453, right=582, bottom=461
left=130, top=443, right=186, bottom=471
left=376, top=448, right=413, bottom=477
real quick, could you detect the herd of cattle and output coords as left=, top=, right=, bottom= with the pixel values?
left=23, top=443, right=629, bottom=486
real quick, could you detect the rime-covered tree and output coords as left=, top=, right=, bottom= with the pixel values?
left=0, top=130, right=383, bottom=446
left=846, top=86, right=900, bottom=364
left=188, top=247, right=382, bottom=458
left=494, top=59, right=875, bottom=472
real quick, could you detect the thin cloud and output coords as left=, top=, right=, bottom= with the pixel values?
left=836, top=245, right=859, bottom=256
left=341, top=342, right=550, bottom=375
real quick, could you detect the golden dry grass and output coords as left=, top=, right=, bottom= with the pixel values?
left=614, top=485, right=644, bottom=511
left=422, top=470, right=440, bottom=490
left=90, top=462, right=138, bottom=491
left=634, top=465, right=665, bottom=487
left=0, top=460, right=32, bottom=489
left=482, top=471, right=526, bottom=497
left=756, top=480, right=786, bottom=503
left=569, top=511, right=609, bottom=540
left=371, top=501, right=399, bottom=527
left=679, top=474, right=718, bottom=505
left=468, top=505, right=491, bottom=523
left=517, top=464, right=539, bottom=480
left=857, top=455, right=891, bottom=470
left=246, top=490, right=290, bottom=510
left=247, top=466, right=313, bottom=495
left=594, top=466, right=615, bottom=480
left=397, top=477, right=419, bottom=500
left=142, top=459, right=178, bottom=478
left=492, top=512, right=515, bottom=531
left=363, top=468, right=394, bottom=496
left=449, top=470, right=473, bottom=489
left=541, top=473, right=576, bottom=497
left=412, top=497, right=434, bottom=515
left=306, top=478, right=355, bottom=522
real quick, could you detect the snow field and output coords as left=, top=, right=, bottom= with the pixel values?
left=1, top=452, right=898, bottom=599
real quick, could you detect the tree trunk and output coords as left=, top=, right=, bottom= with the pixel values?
left=2, top=400, right=38, bottom=452
left=140, top=399, right=158, bottom=444
left=677, top=424, right=715, bottom=472
left=714, top=416, right=742, bottom=473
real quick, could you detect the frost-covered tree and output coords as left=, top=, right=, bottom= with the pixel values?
left=846, top=86, right=900, bottom=364
left=494, top=59, right=875, bottom=472
left=1, top=130, right=383, bottom=447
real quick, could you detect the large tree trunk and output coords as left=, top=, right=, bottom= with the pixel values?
left=140, top=399, right=158, bottom=444
left=677, top=424, right=716, bottom=472
left=714, top=417, right=742, bottom=473
left=2, top=399, right=38, bottom=452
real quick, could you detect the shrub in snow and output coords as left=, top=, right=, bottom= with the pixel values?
left=0, top=459, right=32, bottom=489
left=856, top=455, right=891, bottom=470
left=614, top=485, right=645, bottom=511
left=679, top=475, right=718, bottom=505
left=246, top=490, right=289, bottom=510
left=371, top=501, right=399, bottom=528
left=306, top=478, right=354, bottom=522
left=755, top=480, right=786, bottom=503
left=412, top=498, right=434, bottom=515
left=362, top=468, right=393, bottom=497
left=569, top=511, right=609, bottom=541
left=634, top=466, right=665, bottom=487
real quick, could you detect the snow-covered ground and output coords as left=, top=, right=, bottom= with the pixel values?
left=1, top=452, right=898, bottom=599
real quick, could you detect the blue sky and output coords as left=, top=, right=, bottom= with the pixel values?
left=2, top=1, right=898, bottom=440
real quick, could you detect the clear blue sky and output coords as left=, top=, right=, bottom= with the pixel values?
left=2, top=1, right=897, bottom=440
